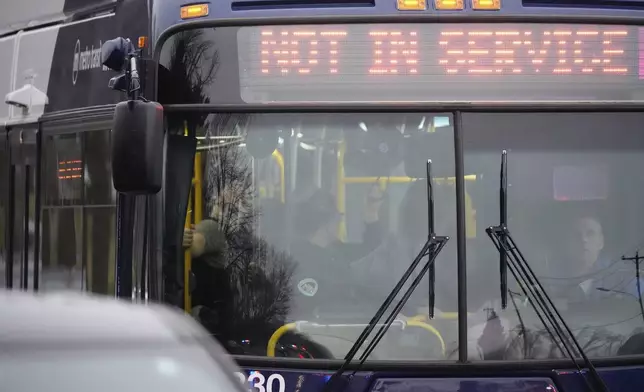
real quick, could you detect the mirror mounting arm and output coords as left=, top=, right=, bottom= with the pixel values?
left=125, top=49, right=143, bottom=101
left=102, top=37, right=147, bottom=102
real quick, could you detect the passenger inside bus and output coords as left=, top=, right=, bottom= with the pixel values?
left=182, top=213, right=229, bottom=340
left=563, top=214, right=644, bottom=300
left=466, top=203, right=644, bottom=359
left=288, top=186, right=385, bottom=318
left=464, top=208, right=644, bottom=360
left=535, top=208, right=644, bottom=303
left=183, top=178, right=296, bottom=354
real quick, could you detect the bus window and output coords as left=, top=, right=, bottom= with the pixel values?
left=40, top=130, right=117, bottom=295
left=84, top=130, right=117, bottom=295
left=175, top=113, right=457, bottom=360
left=463, top=112, right=644, bottom=360
left=41, top=134, right=84, bottom=292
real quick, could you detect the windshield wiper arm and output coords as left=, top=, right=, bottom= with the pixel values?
left=356, top=158, right=448, bottom=364
left=322, top=160, right=449, bottom=392
left=485, top=150, right=609, bottom=392
left=355, top=236, right=447, bottom=363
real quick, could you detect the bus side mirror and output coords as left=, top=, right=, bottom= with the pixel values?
left=111, top=100, right=164, bottom=194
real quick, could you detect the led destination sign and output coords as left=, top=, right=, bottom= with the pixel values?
left=251, top=27, right=632, bottom=77
left=236, top=23, right=644, bottom=102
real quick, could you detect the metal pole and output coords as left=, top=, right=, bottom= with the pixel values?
left=453, top=111, right=468, bottom=362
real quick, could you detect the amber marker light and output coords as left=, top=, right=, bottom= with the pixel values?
left=180, top=3, right=209, bottom=19
left=435, top=0, right=464, bottom=10
left=472, top=0, right=501, bottom=10
left=397, top=0, right=427, bottom=10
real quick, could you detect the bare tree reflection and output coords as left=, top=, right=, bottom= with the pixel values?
left=158, top=29, right=220, bottom=308
left=228, top=230, right=295, bottom=335
left=160, top=29, right=295, bottom=352
left=504, top=324, right=626, bottom=359
left=203, top=114, right=254, bottom=237
left=202, top=113, right=295, bottom=352
left=160, top=29, right=219, bottom=106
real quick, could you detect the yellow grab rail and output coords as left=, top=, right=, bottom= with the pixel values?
left=266, top=323, right=297, bottom=357
left=266, top=320, right=446, bottom=358
left=337, top=174, right=478, bottom=239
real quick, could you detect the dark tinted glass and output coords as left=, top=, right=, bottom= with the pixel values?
left=40, top=131, right=116, bottom=294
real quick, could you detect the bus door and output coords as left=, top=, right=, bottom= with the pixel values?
left=5, top=126, right=41, bottom=290
left=0, top=128, right=8, bottom=288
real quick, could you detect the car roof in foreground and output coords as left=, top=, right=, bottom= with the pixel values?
left=0, top=290, right=208, bottom=346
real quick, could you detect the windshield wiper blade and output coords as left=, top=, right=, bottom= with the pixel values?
left=427, top=157, right=437, bottom=319
left=499, top=150, right=508, bottom=310
left=485, top=150, right=609, bottom=392
left=355, top=236, right=448, bottom=364
left=321, top=160, right=449, bottom=392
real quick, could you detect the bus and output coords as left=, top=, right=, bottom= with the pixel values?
left=5, top=0, right=644, bottom=391
left=0, top=0, right=148, bottom=293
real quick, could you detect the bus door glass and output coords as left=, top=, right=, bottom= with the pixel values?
left=0, top=129, right=8, bottom=288
left=6, top=127, right=40, bottom=290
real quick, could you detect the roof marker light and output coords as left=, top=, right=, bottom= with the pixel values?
left=472, top=0, right=501, bottom=10
left=180, top=4, right=209, bottom=19
left=397, top=0, right=427, bottom=10
left=435, top=0, right=464, bottom=9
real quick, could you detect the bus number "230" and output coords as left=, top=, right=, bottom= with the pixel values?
left=235, top=371, right=286, bottom=392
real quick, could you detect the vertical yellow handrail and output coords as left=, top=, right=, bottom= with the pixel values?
left=257, top=151, right=285, bottom=204
left=336, top=141, right=347, bottom=242
left=194, top=152, right=203, bottom=223
left=272, top=150, right=286, bottom=204
left=183, top=122, right=193, bottom=314
left=185, top=152, right=204, bottom=314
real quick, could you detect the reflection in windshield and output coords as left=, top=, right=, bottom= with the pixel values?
left=172, top=111, right=644, bottom=361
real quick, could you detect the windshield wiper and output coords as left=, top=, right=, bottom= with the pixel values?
left=485, top=150, right=609, bottom=392
left=322, top=160, right=449, bottom=392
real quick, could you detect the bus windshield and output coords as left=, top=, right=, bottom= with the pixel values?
left=158, top=24, right=644, bottom=361
left=165, top=111, right=644, bottom=361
